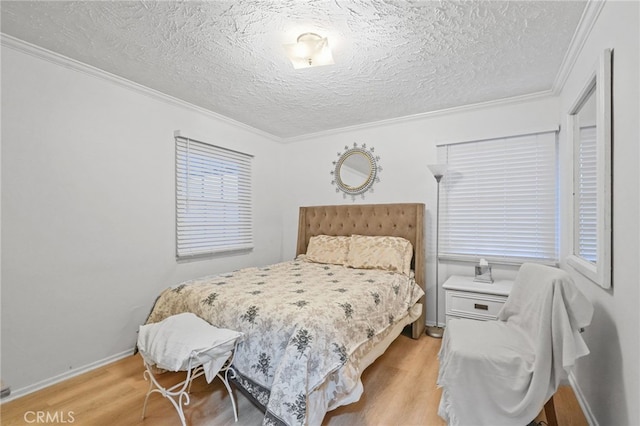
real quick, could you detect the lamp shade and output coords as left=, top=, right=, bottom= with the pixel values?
left=284, top=33, right=334, bottom=69
left=427, top=164, right=448, bottom=179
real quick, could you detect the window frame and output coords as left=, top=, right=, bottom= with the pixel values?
left=566, top=49, right=612, bottom=289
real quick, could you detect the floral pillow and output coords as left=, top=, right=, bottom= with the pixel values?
left=305, top=235, right=350, bottom=265
left=345, top=235, right=413, bottom=276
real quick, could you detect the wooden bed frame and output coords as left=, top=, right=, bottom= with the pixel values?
left=296, top=203, right=426, bottom=338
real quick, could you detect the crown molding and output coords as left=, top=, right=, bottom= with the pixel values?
left=0, top=33, right=282, bottom=143
left=283, top=90, right=556, bottom=143
left=552, top=0, right=606, bottom=94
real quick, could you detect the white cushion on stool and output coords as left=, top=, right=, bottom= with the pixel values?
left=138, top=312, right=242, bottom=382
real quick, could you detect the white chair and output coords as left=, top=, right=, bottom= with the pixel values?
left=437, top=263, right=593, bottom=426
left=137, top=313, right=243, bottom=426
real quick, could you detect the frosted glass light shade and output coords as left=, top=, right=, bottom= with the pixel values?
left=427, top=164, right=448, bottom=179
left=284, top=33, right=334, bottom=69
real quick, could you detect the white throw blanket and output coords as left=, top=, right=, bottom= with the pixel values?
left=137, top=313, right=243, bottom=383
left=437, top=263, right=593, bottom=426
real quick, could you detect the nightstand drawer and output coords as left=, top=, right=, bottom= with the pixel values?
left=446, top=290, right=508, bottom=321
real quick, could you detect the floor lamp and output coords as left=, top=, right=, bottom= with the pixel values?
left=426, top=164, right=447, bottom=339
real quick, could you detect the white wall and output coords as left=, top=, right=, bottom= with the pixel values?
left=1, top=45, right=284, bottom=395
left=558, top=2, right=639, bottom=425
left=281, top=96, right=560, bottom=327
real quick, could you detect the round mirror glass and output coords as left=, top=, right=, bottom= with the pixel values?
left=339, top=151, right=372, bottom=189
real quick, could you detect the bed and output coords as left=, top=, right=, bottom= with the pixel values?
left=145, top=203, right=426, bottom=425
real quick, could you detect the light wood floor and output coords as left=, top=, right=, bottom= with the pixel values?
left=1, top=333, right=588, bottom=426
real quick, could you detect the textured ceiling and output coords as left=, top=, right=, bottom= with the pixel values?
left=1, top=1, right=586, bottom=139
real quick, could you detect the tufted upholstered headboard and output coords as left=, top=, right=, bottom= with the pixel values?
left=296, top=203, right=426, bottom=338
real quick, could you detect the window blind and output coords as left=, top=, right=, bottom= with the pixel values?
left=437, top=131, right=558, bottom=264
left=175, top=136, right=253, bottom=258
left=575, top=125, right=597, bottom=263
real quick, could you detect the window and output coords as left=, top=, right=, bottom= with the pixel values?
left=437, top=130, right=558, bottom=264
left=175, top=135, right=253, bottom=258
left=575, top=124, right=597, bottom=262
left=567, top=49, right=612, bottom=289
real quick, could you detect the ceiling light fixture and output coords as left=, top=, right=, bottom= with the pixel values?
left=284, top=32, right=334, bottom=69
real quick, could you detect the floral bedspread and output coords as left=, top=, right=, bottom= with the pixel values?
left=146, top=258, right=424, bottom=425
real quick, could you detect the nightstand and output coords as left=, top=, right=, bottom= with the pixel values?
left=443, top=275, right=514, bottom=322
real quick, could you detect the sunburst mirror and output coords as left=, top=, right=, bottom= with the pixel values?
left=331, top=143, right=381, bottom=200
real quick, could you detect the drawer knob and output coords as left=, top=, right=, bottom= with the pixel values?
left=474, top=303, right=489, bottom=311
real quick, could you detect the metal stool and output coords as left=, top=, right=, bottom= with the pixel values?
left=137, top=313, right=243, bottom=425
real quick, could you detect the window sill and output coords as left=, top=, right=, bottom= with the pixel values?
left=439, top=253, right=558, bottom=267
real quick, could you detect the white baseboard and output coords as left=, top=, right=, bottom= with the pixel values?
left=568, top=371, right=598, bottom=426
left=1, top=349, right=135, bottom=403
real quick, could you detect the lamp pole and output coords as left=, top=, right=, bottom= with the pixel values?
left=426, top=165, right=446, bottom=338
